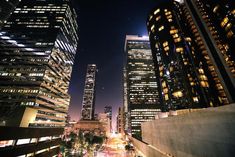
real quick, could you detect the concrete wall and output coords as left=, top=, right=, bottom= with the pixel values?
left=129, top=136, right=168, bottom=157
left=142, top=104, right=235, bottom=157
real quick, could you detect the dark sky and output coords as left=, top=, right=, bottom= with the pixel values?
left=68, top=0, right=158, bottom=123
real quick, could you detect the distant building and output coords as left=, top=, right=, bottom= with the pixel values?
left=94, top=113, right=98, bottom=120
left=104, top=105, right=112, bottom=131
left=98, top=113, right=111, bottom=135
left=81, top=64, right=97, bottom=120
left=104, top=106, right=112, bottom=121
left=116, top=107, right=125, bottom=135
left=123, top=68, right=129, bottom=132
left=74, top=120, right=108, bottom=136
left=124, top=35, right=161, bottom=138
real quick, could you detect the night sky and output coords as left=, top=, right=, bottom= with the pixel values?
left=68, top=0, right=158, bottom=123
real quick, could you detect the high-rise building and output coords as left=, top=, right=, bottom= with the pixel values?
left=104, top=106, right=112, bottom=121
left=183, top=0, right=235, bottom=103
left=0, top=0, right=19, bottom=27
left=123, top=67, right=129, bottom=132
left=0, top=0, right=78, bottom=127
left=124, top=35, right=161, bottom=138
left=98, top=112, right=111, bottom=135
left=0, top=0, right=78, bottom=156
left=104, top=105, right=112, bottom=131
left=116, top=107, right=124, bottom=135
left=146, top=0, right=234, bottom=111
left=81, top=64, right=97, bottom=120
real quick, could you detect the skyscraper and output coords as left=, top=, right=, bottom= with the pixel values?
left=0, top=0, right=78, bottom=127
left=147, top=0, right=234, bottom=111
left=104, top=105, right=112, bottom=131
left=116, top=107, right=124, bottom=135
left=81, top=64, right=97, bottom=120
left=183, top=0, right=235, bottom=103
left=0, top=0, right=78, bottom=156
left=104, top=105, right=112, bottom=121
left=124, top=35, right=161, bottom=138
left=123, top=67, right=129, bottom=131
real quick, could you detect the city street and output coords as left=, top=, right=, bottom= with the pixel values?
left=95, top=134, right=136, bottom=157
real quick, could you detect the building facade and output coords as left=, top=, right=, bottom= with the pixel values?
left=0, top=0, right=78, bottom=156
left=124, top=35, right=161, bottom=138
left=147, top=0, right=234, bottom=112
left=0, top=0, right=78, bottom=127
left=104, top=105, right=112, bottom=131
left=81, top=64, right=97, bottom=120
left=123, top=67, right=129, bottom=132
left=98, top=113, right=111, bottom=135
left=104, top=106, right=112, bottom=121
left=183, top=0, right=235, bottom=103
left=116, top=107, right=124, bottom=135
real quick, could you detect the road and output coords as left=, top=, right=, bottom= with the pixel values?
left=95, top=134, right=136, bottom=157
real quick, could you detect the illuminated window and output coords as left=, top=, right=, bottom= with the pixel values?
left=200, top=75, right=207, bottom=81
left=170, top=29, right=178, bottom=34
left=17, top=139, right=30, bottom=145
left=193, top=97, right=199, bottom=102
left=155, top=43, right=159, bottom=49
left=232, top=9, right=235, bottom=15
left=174, top=37, right=181, bottom=43
left=158, top=26, right=164, bottom=31
left=163, top=88, right=168, bottom=94
left=213, top=5, right=219, bottom=13
left=154, top=9, right=160, bottom=15
left=185, top=37, right=191, bottom=42
left=163, top=41, right=168, bottom=47
left=162, top=81, right=166, bottom=88
left=168, top=19, right=173, bottom=22
left=220, top=17, right=229, bottom=28
left=176, top=47, right=183, bottom=53
left=172, top=91, right=183, bottom=98
left=198, top=68, right=204, bottom=74
left=226, top=30, right=234, bottom=38
left=151, top=25, right=155, bottom=32
left=165, top=94, right=169, bottom=101
left=156, top=16, right=161, bottom=21
left=200, top=81, right=209, bottom=87
left=164, top=46, right=169, bottom=51
left=173, top=33, right=179, bottom=38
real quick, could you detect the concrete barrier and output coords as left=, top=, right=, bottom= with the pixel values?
left=142, top=104, right=235, bottom=157
left=129, top=136, right=168, bottom=157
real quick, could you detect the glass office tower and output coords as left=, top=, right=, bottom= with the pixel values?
left=81, top=64, right=97, bottom=120
left=124, top=35, right=161, bottom=138
left=0, top=0, right=78, bottom=127
left=184, top=0, right=235, bottom=103
left=147, top=0, right=234, bottom=111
